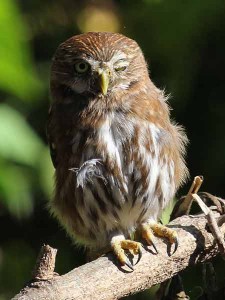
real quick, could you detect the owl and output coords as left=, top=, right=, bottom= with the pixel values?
left=47, top=32, right=188, bottom=269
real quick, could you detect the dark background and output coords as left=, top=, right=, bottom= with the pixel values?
left=0, top=0, right=225, bottom=299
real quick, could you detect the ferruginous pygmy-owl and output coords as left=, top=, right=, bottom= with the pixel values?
left=47, top=32, right=188, bottom=269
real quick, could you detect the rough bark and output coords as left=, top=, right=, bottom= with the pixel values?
left=31, top=244, right=58, bottom=280
left=12, top=213, right=224, bottom=300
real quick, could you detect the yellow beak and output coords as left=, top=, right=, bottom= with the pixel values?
left=98, top=69, right=110, bottom=95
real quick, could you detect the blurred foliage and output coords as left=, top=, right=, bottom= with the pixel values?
left=0, top=0, right=225, bottom=299
left=0, top=0, right=42, bottom=101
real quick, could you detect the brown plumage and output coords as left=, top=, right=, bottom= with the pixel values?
left=47, top=32, right=188, bottom=268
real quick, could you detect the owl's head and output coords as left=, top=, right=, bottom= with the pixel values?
left=51, top=32, right=149, bottom=100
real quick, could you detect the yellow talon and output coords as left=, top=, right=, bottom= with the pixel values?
left=140, top=223, right=158, bottom=253
left=121, top=240, right=141, bottom=254
left=150, top=222, right=178, bottom=244
left=140, top=221, right=178, bottom=254
left=111, top=237, right=142, bottom=269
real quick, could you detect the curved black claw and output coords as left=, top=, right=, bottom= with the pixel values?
left=151, top=240, right=158, bottom=254
left=171, top=237, right=179, bottom=255
left=125, top=258, right=134, bottom=271
left=134, top=246, right=143, bottom=266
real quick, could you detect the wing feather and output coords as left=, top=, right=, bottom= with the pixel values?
left=46, top=105, right=58, bottom=168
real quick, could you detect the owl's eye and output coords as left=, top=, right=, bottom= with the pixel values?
left=114, top=65, right=127, bottom=72
left=74, top=61, right=90, bottom=74
left=114, top=60, right=128, bottom=72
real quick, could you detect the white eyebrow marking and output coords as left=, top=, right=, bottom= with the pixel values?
left=111, top=51, right=127, bottom=63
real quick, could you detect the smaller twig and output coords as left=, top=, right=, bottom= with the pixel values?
left=217, top=215, right=225, bottom=227
left=171, top=177, right=225, bottom=251
left=181, top=175, right=203, bottom=214
left=32, top=244, right=58, bottom=280
left=171, top=176, right=203, bottom=219
left=192, top=194, right=225, bottom=257
left=198, top=192, right=225, bottom=214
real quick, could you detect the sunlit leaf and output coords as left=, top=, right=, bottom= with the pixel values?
left=161, top=198, right=176, bottom=225
left=0, top=0, right=43, bottom=101
left=0, top=104, right=44, bottom=166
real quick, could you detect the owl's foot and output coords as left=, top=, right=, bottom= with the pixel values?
left=140, top=223, right=158, bottom=253
left=141, top=221, right=178, bottom=254
left=111, top=236, right=142, bottom=270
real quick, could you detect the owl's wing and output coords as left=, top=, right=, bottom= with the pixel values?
left=46, top=106, right=57, bottom=168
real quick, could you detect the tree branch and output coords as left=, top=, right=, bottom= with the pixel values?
left=12, top=213, right=225, bottom=300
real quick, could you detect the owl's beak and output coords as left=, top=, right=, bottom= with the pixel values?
left=97, top=69, right=110, bottom=95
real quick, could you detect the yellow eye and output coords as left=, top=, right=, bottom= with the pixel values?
left=114, top=65, right=127, bottom=72
left=74, top=61, right=89, bottom=73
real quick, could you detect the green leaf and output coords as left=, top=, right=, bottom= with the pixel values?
left=0, top=104, right=44, bottom=166
left=0, top=162, right=33, bottom=218
left=0, top=0, right=43, bottom=101
left=161, top=198, right=176, bottom=225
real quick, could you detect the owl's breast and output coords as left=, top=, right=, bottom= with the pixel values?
left=52, top=114, right=179, bottom=247
left=71, top=116, right=176, bottom=227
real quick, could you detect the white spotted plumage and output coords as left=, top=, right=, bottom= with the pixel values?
left=60, top=114, right=176, bottom=248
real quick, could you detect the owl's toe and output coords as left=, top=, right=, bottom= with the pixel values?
left=140, top=223, right=158, bottom=253
left=111, top=236, right=142, bottom=270
left=141, top=221, right=178, bottom=254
